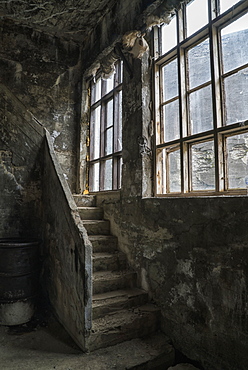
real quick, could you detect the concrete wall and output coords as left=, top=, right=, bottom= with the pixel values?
left=42, top=133, right=92, bottom=351
left=92, top=41, right=248, bottom=370
left=0, top=20, right=82, bottom=191
left=97, top=192, right=248, bottom=370
left=0, top=81, right=92, bottom=351
left=0, top=83, right=44, bottom=238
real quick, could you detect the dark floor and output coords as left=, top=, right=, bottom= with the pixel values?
left=0, top=308, right=168, bottom=370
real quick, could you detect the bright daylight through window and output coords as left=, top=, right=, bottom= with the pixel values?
left=89, top=61, right=123, bottom=192
left=154, top=0, right=248, bottom=195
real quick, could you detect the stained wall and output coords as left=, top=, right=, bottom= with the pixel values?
left=0, top=20, right=81, bottom=192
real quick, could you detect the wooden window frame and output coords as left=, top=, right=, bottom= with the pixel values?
left=89, top=60, right=123, bottom=192
left=154, top=0, right=248, bottom=196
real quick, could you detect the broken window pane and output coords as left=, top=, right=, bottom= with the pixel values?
left=226, top=132, right=248, bottom=189
left=189, top=85, right=213, bottom=134
left=191, top=140, right=215, bottom=191
left=188, top=38, right=211, bottom=89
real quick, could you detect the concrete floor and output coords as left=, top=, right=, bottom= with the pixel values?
left=0, top=308, right=174, bottom=370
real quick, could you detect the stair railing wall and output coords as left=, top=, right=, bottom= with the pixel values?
left=42, top=130, right=92, bottom=351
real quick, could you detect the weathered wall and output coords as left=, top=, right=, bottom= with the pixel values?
left=0, top=20, right=81, bottom=191
left=41, top=132, right=92, bottom=351
left=0, top=83, right=44, bottom=238
left=98, top=193, right=248, bottom=370
left=93, top=54, right=248, bottom=369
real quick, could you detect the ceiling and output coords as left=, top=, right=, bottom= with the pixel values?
left=0, top=0, right=117, bottom=43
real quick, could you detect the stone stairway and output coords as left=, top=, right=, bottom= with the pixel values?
left=73, top=194, right=175, bottom=368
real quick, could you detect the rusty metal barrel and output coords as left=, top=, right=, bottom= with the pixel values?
left=0, top=238, right=40, bottom=326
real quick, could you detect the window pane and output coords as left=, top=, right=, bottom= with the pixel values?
left=118, top=157, right=122, bottom=189
left=188, top=38, right=211, bottom=89
left=163, top=99, right=180, bottom=142
left=102, top=159, right=112, bottom=190
left=191, top=141, right=215, bottom=190
left=224, top=67, right=248, bottom=125
left=220, top=0, right=240, bottom=13
left=91, top=78, right=101, bottom=104
left=226, top=132, right=248, bottom=189
left=115, top=61, right=123, bottom=85
left=89, top=162, right=100, bottom=192
left=161, top=15, right=177, bottom=54
left=168, top=149, right=181, bottom=192
left=114, top=91, right=122, bottom=152
left=221, top=13, right=248, bottom=74
left=189, top=85, right=213, bottom=134
left=106, top=99, right=113, bottom=128
left=186, top=0, right=208, bottom=37
left=106, top=127, right=113, bottom=155
left=90, top=106, right=101, bottom=159
left=156, top=149, right=166, bottom=194
left=162, top=58, right=178, bottom=101
left=105, top=73, right=114, bottom=94
left=113, top=156, right=122, bottom=190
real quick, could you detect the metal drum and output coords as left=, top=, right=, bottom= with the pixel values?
left=0, top=238, right=40, bottom=326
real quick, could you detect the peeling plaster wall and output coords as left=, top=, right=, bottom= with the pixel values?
left=0, top=83, right=44, bottom=238
left=0, top=20, right=81, bottom=191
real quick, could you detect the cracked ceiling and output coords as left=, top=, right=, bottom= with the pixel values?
left=0, top=0, right=118, bottom=43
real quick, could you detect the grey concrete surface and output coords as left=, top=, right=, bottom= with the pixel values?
left=0, top=312, right=173, bottom=370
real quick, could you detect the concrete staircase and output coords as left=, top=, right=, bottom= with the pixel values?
left=73, top=194, right=175, bottom=368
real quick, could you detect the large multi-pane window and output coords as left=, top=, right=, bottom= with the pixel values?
left=89, top=61, right=123, bottom=191
left=154, top=0, right=248, bottom=195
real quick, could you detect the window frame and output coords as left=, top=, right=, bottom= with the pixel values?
left=153, top=0, right=248, bottom=197
left=88, top=60, right=123, bottom=192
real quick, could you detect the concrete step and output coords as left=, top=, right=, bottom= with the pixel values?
left=83, top=220, right=110, bottom=235
left=78, top=206, right=103, bottom=220
left=93, top=270, right=137, bottom=294
left=73, top=194, right=96, bottom=207
left=87, top=332, right=175, bottom=369
left=92, top=288, right=149, bottom=319
left=93, top=252, right=127, bottom=272
left=88, top=304, right=161, bottom=351
left=89, top=235, right=118, bottom=253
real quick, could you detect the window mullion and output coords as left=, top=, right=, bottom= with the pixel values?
left=209, top=21, right=223, bottom=191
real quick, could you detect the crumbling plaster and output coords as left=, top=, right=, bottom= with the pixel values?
left=0, top=21, right=81, bottom=191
